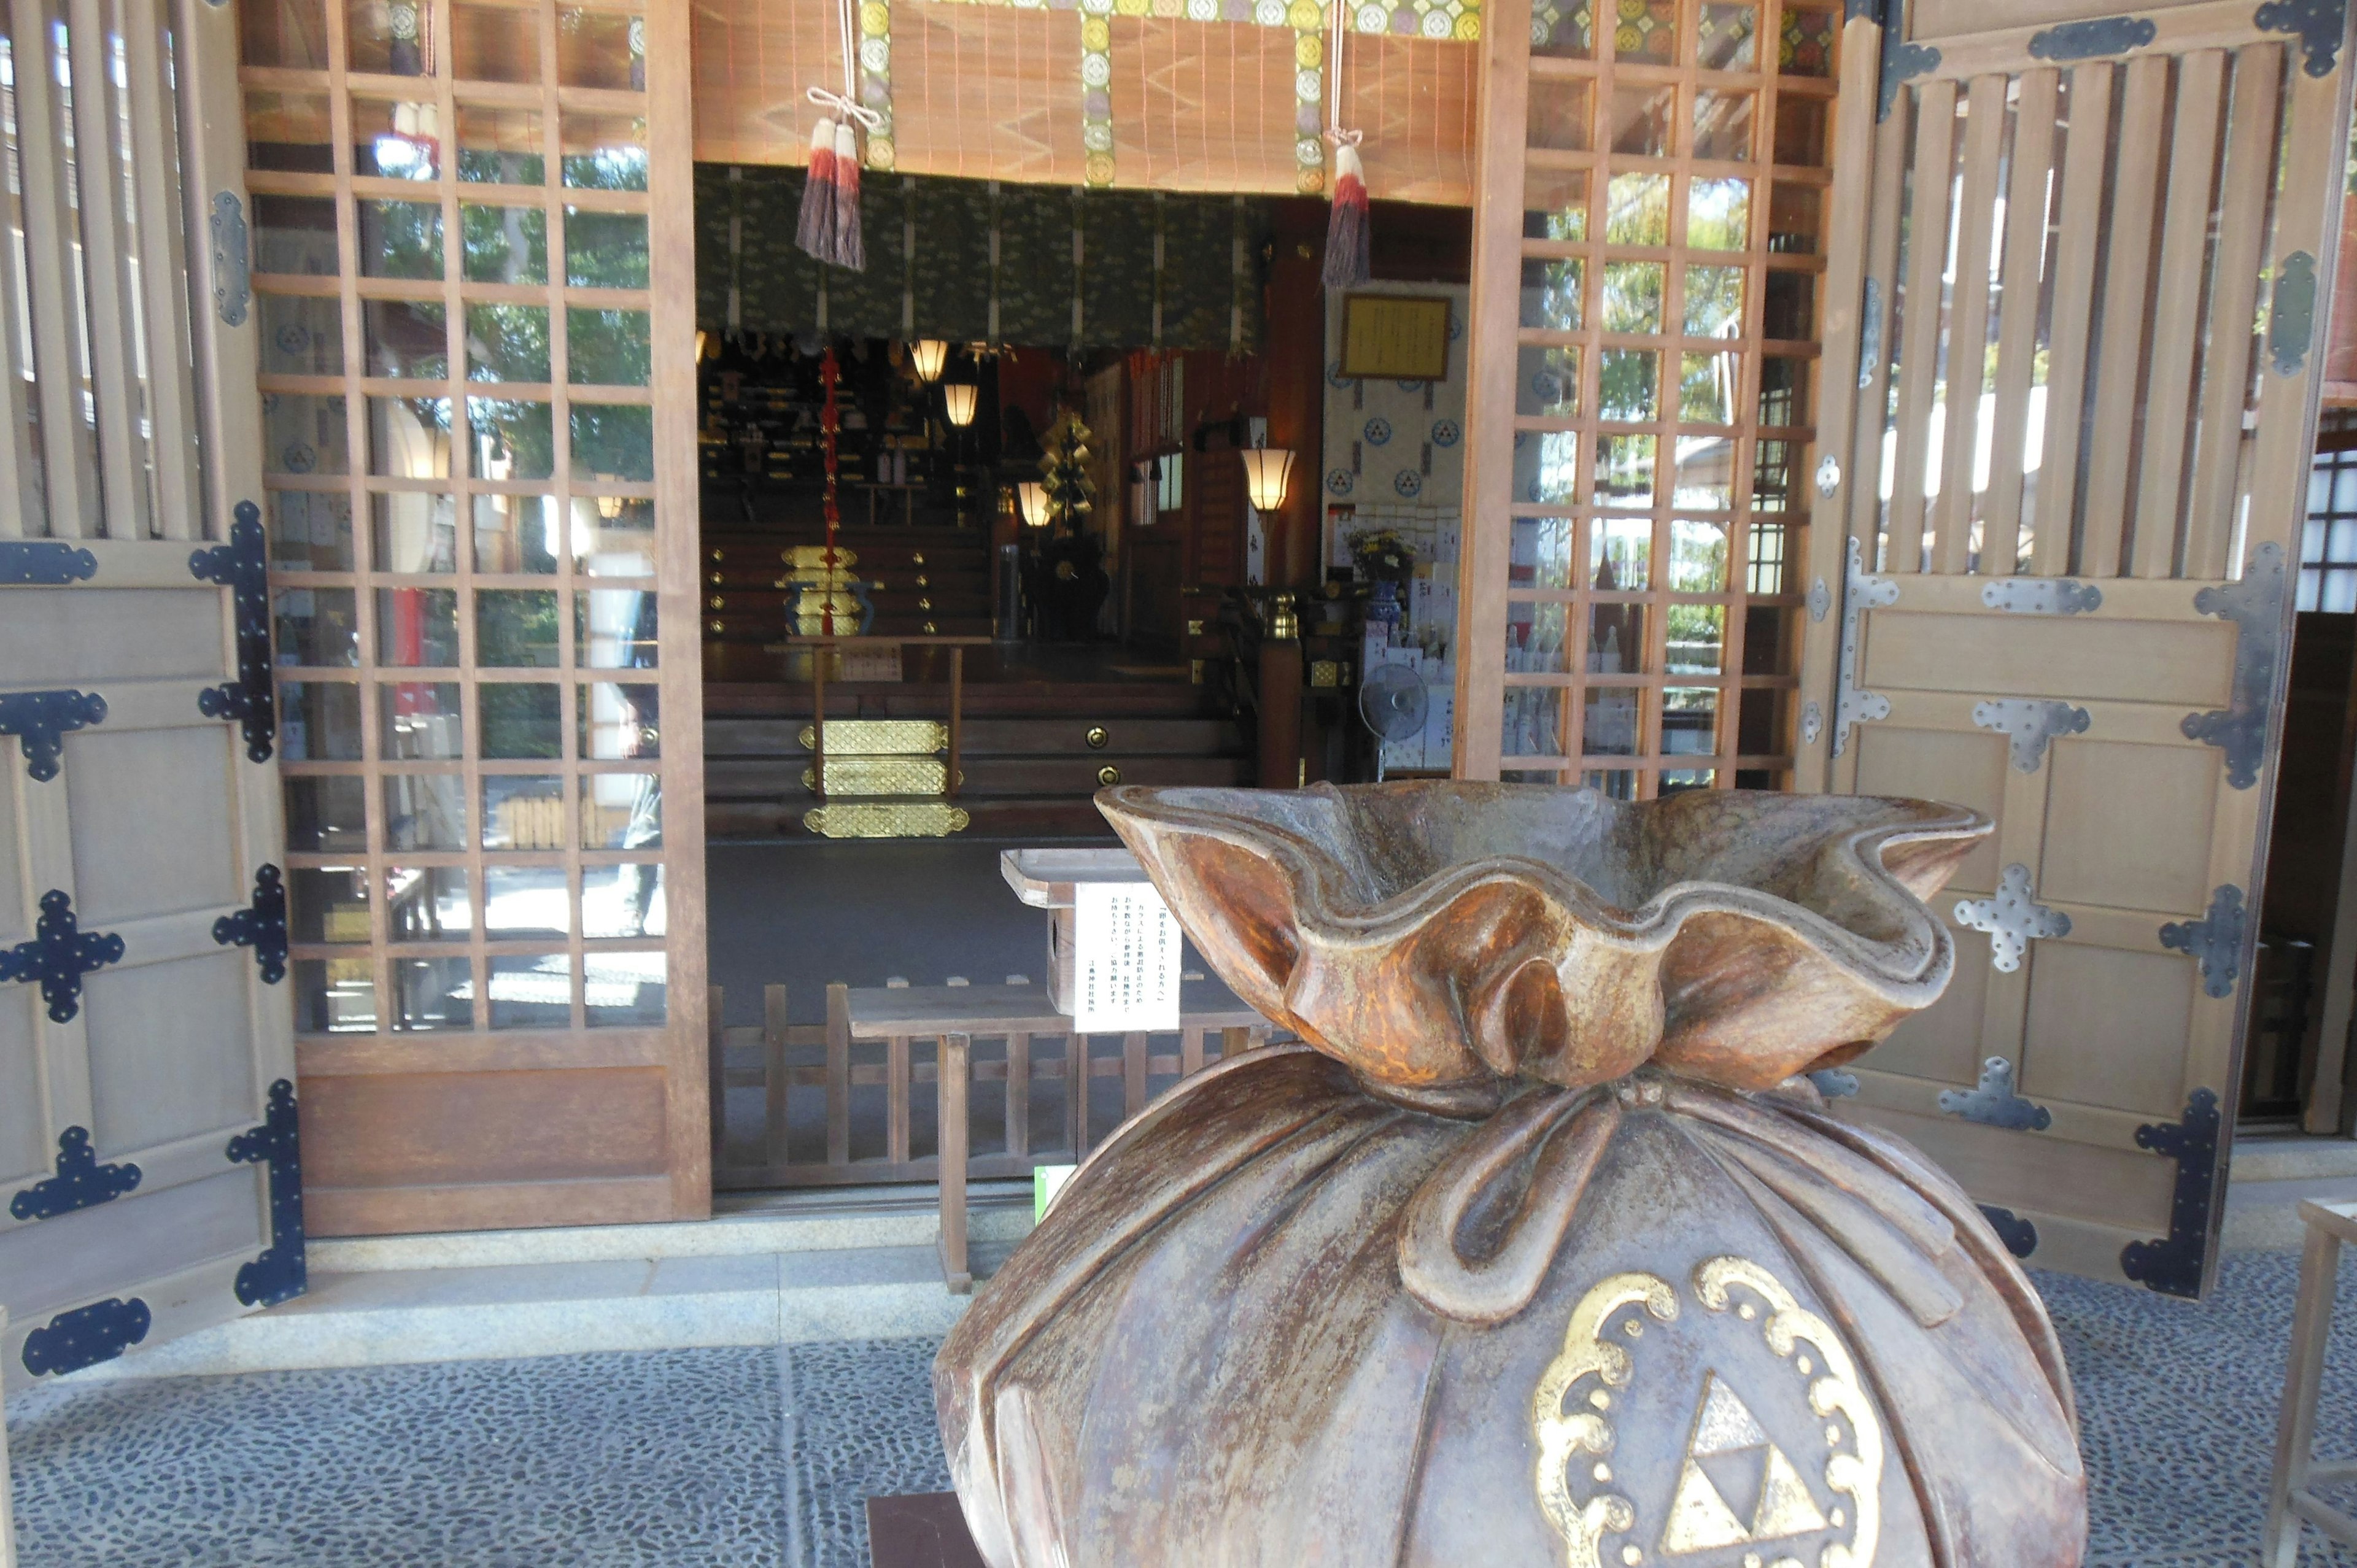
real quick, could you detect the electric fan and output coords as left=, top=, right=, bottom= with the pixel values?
left=1357, top=661, right=1429, bottom=782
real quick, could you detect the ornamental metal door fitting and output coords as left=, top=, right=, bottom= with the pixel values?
left=1980, top=577, right=2102, bottom=616
left=1832, top=538, right=1897, bottom=758
left=1955, top=864, right=2070, bottom=971
left=2159, top=884, right=2247, bottom=998
left=1973, top=699, right=2090, bottom=773
left=1940, top=1056, right=2054, bottom=1131
left=2181, top=542, right=2286, bottom=790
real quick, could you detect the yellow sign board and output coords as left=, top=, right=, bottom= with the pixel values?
left=1339, top=293, right=1452, bottom=381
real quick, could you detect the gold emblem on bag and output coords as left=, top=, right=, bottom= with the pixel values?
left=1533, top=1260, right=1883, bottom=1568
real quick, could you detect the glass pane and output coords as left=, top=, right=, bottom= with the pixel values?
left=581, top=681, right=660, bottom=759
left=583, top=772, right=662, bottom=849
left=1697, top=2, right=1757, bottom=69
left=1688, top=179, right=1751, bottom=250
left=290, top=866, right=370, bottom=944
left=259, top=293, right=343, bottom=376
left=242, top=0, right=329, bottom=70
left=376, top=587, right=459, bottom=665
left=254, top=194, right=339, bottom=276
left=371, top=493, right=458, bottom=573
left=1505, top=602, right=1569, bottom=673
left=394, top=965, right=476, bottom=1052
left=576, top=496, right=656, bottom=576
left=1509, top=517, right=1575, bottom=589
left=565, top=208, right=649, bottom=288
left=1600, top=350, right=1659, bottom=422
left=1522, top=167, right=1589, bottom=242
left=454, top=1, right=540, bottom=82
left=1763, top=271, right=1815, bottom=339
left=1671, top=519, right=1730, bottom=590
left=267, top=491, right=354, bottom=571
left=568, top=309, right=651, bottom=385
left=483, top=774, right=567, bottom=849
left=1754, top=439, right=1798, bottom=511
left=479, top=589, right=563, bottom=666
left=1674, top=436, right=1736, bottom=508
left=1501, top=685, right=1565, bottom=756
left=1587, top=603, right=1646, bottom=673
left=474, top=494, right=562, bottom=573
left=1662, top=687, right=1719, bottom=755
left=1590, top=516, right=1649, bottom=589
left=555, top=7, right=645, bottom=90
left=563, top=111, right=648, bottom=190
left=1583, top=768, right=1638, bottom=799
left=485, top=865, right=570, bottom=938
left=1519, top=258, right=1584, bottom=332
left=1679, top=350, right=1739, bottom=424
left=1595, top=433, right=1657, bottom=507
left=367, top=395, right=453, bottom=479
left=1684, top=265, right=1744, bottom=338
left=489, top=954, right=572, bottom=1030
left=1769, top=183, right=1823, bottom=253
left=1583, top=686, right=1641, bottom=755
left=571, top=403, right=654, bottom=481
left=358, top=199, right=443, bottom=279
left=285, top=776, right=368, bottom=852
left=1692, top=90, right=1754, bottom=161
left=1747, top=518, right=1792, bottom=596
left=1609, top=85, right=1676, bottom=156
left=469, top=398, right=556, bottom=481
left=1515, top=346, right=1582, bottom=419
left=1605, top=174, right=1670, bottom=246
left=1532, top=0, right=1593, bottom=58
left=385, top=773, right=468, bottom=850
left=295, top=957, right=375, bottom=1033
left=388, top=866, right=473, bottom=941
left=1601, top=263, right=1665, bottom=333
left=461, top=204, right=550, bottom=284
left=1662, top=768, right=1716, bottom=795
left=1515, top=431, right=1582, bottom=505
left=264, top=393, right=349, bottom=476
left=586, top=952, right=666, bottom=1027
left=346, top=0, right=433, bottom=74
left=1527, top=79, right=1594, bottom=152
left=467, top=303, right=551, bottom=382
left=382, top=681, right=463, bottom=760
left=351, top=98, right=440, bottom=180
left=481, top=682, right=562, bottom=758
left=362, top=299, right=447, bottom=380
left=1779, top=3, right=1838, bottom=74
left=274, top=587, right=359, bottom=666
left=1617, top=0, right=1680, bottom=60
left=1759, top=355, right=1811, bottom=426
left=1774, top=95, right=1830, bottom=166
left=578, top=590, right=659, bottom=668
left=583, top=865, right=665, bottom=938
left=1667, top=602, right=1726, bottom=672
left=457, top=104, right=547, bottom=183
left=281, top=681, right=362, bottom=761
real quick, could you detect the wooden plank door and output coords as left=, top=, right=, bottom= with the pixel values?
left=237, top=0, right=709, bottom=1232
left=1795, top=0, right=2354, bottom=1297
left=1457, top=0, right=1846, bottom=791
left=1, top=0, right=303, bottom=1388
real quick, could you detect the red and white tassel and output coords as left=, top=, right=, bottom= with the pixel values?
left=796, top=116, right=838, bottom=264
left=828, top=120, right=866, bottom=273
left=1322, top=138, right=1371, bottom=289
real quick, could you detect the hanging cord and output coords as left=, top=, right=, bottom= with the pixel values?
left=810, top=0, right=883, bottom=128
left=1324, top=0, right=1361, bottom=152
left=1320, top=0, right=1371, bottom=288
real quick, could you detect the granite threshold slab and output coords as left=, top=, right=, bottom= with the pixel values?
left=41, top=1186, right=1037, bottom=1389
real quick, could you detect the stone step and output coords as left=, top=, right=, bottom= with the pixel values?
left=52, top=1188, right=1035, bottom=1383
left=2229, top=1134, right=2357, bottom=1183
left=2222, top=1172, right=2357, bottom=1253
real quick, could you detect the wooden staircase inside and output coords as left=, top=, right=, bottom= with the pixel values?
left=705, top=671, right=1250, bottom=841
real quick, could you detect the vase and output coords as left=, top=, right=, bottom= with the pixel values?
left=936, top=782, right=2088, bottom=1567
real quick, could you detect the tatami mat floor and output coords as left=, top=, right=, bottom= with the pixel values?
left=10, top=1252, right=2357, bottom=1566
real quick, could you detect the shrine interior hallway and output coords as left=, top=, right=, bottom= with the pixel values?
left=10, top=1254, right=2357, bottom=1567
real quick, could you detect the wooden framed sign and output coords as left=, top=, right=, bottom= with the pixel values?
left=1340, top=294, right=1453, bottom=381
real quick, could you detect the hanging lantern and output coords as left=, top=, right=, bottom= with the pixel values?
left=1239, top=446, right=1295, bottom=513
left=909, top=339, right=950, bottom=382
left=1017, top=482, right=1051, bottom=528
left=943, top=383, right=979, bottom=428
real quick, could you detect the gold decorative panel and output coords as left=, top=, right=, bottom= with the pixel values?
left=797, top=720, right=947, bottom=755
left=803, top=803, right=971, bottom=839
left=802, top=758, right=950, bottom=795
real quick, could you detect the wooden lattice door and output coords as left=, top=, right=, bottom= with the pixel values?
left=1795, top=0, right=2353, bottom=1296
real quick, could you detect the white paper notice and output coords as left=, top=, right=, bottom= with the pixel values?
left=1073, top=880, right=1183, bottom=1033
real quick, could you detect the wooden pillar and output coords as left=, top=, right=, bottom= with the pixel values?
left=1258, top=596, right=1303, bottom=789
left=938, top=1032, right=972, bottom=1294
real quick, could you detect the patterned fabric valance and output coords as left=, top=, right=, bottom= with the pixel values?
left=697, top=164, right=1274, bottom=350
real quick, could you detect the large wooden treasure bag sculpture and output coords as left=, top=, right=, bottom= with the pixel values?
left=937, top=782, right=2087, bottom=1567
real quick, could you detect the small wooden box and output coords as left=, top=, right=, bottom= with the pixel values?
left=1000, top=846, right=1152, bottom=1016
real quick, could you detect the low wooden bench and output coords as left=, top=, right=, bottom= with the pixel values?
left=2264, top=1198, right=2357, bottom=1564
left=843, top=981, right=1271, bottom=1291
